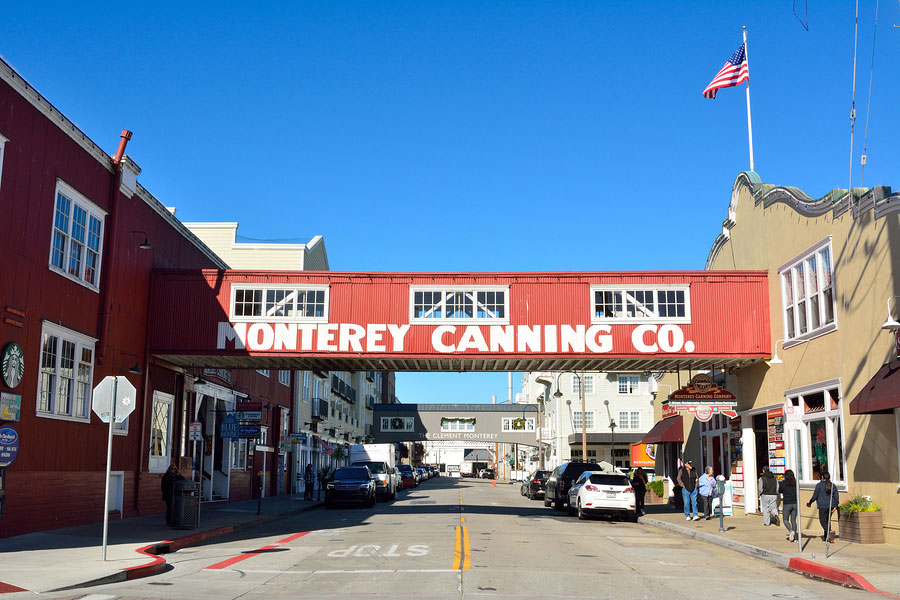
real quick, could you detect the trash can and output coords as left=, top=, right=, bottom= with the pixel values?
left=171, top=480, right=200, bottom=529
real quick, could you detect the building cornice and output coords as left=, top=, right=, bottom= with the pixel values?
left=706, top=171, right=896, bottom=270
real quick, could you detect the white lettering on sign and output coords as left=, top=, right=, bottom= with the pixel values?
left=326, top=545, right=430, bottom=558
left=216, top=322, right=695, bottom=355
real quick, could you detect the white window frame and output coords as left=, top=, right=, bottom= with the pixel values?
left=573, top=411, right=594, bottom=430
left=48, top=179, right=106, bottom=291
left=501, top=417, right=536, bottom=432
left=409, top=285, right=510, bottom=325
left=617, top=375, right=640, bottom=394
left=256, top=369, right=270, bottom=377
left=784, top=379, right=847, bottom=490
left=590, top=284, right=691, bottom=324
left=303, top=371, right=310, bottom=403
left=571, top=374, right=594, bottom=395
left=779, top=237, right=837, bottom=347
left=231, top=438, right=248, bottom=469
left=148, top=391, right=175, bottom=473
left=381, top=416, right=414, bottom=431
left=230, top=283, right=330, bottom=323
left=260, top=426, right=269, bottom=447
left=278, top=370, right=290, bottom=386
left=617, top=410, right=641, bottom=431
left=441, top=418, right=476, bottom=432
left=36, top=321, right=96, bottom=423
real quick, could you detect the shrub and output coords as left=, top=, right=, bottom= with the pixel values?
left=647, top=479, right=665, bottom=498
left=838, top=494, right=881, bottom=515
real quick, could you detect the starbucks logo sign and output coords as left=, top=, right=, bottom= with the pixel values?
left=1, top=343, right=24, bottom=389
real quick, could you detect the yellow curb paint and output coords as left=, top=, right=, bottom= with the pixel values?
left=461, top=526, right=470, bottom=571
left=451, top=525, right=461, bottom=571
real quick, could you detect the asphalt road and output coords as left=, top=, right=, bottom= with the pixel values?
left=50, top=476, right=869, bottom=600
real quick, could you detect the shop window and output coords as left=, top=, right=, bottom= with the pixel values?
left=48, top=181, right=106, bottom=290
left=786, top=380, right=846, bottom=486
left=37, top=321, right=94, bottom=422
left=231, top=438, right=248, bottom=469
left=410, top=286, right=509, bottom=323
left=148, top=391, right=174, bottom=473
left=779, top=239, right=836, bottom=344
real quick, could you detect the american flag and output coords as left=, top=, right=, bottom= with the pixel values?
left=702, top=43, right=749, bottom=99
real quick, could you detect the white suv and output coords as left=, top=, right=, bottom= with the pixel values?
left=567, top=471, right=637, bottom=522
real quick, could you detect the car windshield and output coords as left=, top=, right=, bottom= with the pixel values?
left=398, top=466, right=413, bottom=473
left=353, top=461, right=386, bottom=474
left=535, top=471, right=550, bottom=480
left=334, top=467, right=369, bottom=480
left=588, top=474, right=630, bottom=486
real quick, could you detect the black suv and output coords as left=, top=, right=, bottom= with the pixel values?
left=544, top=462, right=597, bottom=511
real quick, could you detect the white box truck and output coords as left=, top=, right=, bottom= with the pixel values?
left=349, top=444, right=398, bottom=501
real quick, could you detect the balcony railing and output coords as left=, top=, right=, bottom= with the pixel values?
left=311, top=398, right=328, bottom=420
left=365, top=395, right=375, bottom=410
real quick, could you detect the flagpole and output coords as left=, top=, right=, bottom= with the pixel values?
left=743, top=25, right=755, bottom=172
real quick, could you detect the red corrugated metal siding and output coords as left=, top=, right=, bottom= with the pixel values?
left=150, top=270, right=770, bottom=361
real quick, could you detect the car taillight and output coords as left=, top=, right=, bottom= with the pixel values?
left=624, top=487, right=633, bottom=493
left=532, top=478, right=541, bottom=483
left=585, top=485, right=599, bottom=491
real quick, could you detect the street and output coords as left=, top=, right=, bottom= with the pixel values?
left=47, top=476, right=870, bottom=600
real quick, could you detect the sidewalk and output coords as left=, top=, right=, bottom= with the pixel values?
left=0, top=494, right=322, bottom=595
left=639, top=504, right=900, bottom=598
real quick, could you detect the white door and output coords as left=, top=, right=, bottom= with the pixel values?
left=148, top=391, right=174, bottom=473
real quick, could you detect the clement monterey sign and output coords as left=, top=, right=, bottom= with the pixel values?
left=150, top=271, right=771, bottom=371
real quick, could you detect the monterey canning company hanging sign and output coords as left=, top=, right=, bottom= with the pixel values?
left=149, top=270, right=771, bottom=372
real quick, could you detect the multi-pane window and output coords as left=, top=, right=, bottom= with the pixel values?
left=231, top=286, right=329, bottom=321
left=303, top=371, right=310, bottom=403
left=572, top=375, right=594, bottom=395
left=37, top=322, right=94, bottom=421
left=278, top=370, right=290, bottom=386
left=786, top=381, right=846, bottom=485
left=256, top=369, right=270, bottom=377
left=381, top=416, right=414, bottom=431
left=501, top=417, right=536, bottom=432
left=618, top=411, right=640, bottom=430
left=231, top=438, right=248, bottom=469
left=49, top=182, right=105, bottom=289
left=410, top=287, right=509, bottom=323
left=618, top=375, right=639, bottom=394
left=591, top=286, right=690, bottom=323
left=149, top=391, right=174, bottom=473
left=780, top=240, right=836, bottom=342
left=573, top=411, right=595, bottom=429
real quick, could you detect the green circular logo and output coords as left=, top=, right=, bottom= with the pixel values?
left=1, top=343, right=24, bottom=389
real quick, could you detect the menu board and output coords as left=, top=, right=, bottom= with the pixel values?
left=729, top=416, right=743, bottom=504
left=767, top=407, right=785, bottom=475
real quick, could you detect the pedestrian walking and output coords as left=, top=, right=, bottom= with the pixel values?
left=806, top=472, right=839, bottom=541
left=303, top=464, right=316, bottom=500
left=698, top=466, right=717, bottom=520
left=161, top=463, right=184, bottom=527
left=632, top=467, right=648, bottom=516
left=677, top=460, right=700, bottom=521
left=779, top=469, right=799, bottom=542
left=758, top=465, right=779, bottom=526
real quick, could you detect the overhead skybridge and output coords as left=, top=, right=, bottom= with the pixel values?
left=148, top=270, right=771, bottom=372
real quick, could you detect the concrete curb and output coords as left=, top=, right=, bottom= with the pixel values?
left=639, top=516, right=899, bottom=598
left=49, top=501, right=323, bottom=592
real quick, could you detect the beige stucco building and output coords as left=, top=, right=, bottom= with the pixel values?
left=649, top=171, right=900, bottom=545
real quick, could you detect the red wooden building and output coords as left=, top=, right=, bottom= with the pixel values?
left=0, top=57, right=291, bottom=537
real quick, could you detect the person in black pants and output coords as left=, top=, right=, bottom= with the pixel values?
left=807, top=472, right=840, bottom=541
left=303, top=464, right=316, bottom=500
left=632, top=467, right=648, bottom=516
left=161, top=463, right=184, bottom=527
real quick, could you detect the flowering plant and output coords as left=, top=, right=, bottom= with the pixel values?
left=838, top=494, right=881, bottom=515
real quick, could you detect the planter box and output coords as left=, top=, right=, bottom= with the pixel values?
left=645, top=483, right=668, bottom=505
left=838, top=511, right=885, bottom=544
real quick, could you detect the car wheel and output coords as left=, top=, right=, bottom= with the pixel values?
left=577, top=499, right=586, bottom=520
left=631, top=511, right=638, bottom=523
left=544, top=495, right=551, bottom=507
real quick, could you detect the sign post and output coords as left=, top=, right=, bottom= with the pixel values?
left=784, top=403, right=803, bottom=553
left=92, top=375, right=137, bottom=561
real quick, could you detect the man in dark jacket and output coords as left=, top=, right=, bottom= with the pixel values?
left=161, top=463, right=184, bottom=526
left=676, top=460, right=700, bottom=521
left=303, top=464, right=316, bottom=500
left=807, top=472, right=840, bottom=541
left=758, top=465, right=779, bottom=526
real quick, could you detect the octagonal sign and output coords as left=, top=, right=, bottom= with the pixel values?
left=92, top=376, right=137, bottom=423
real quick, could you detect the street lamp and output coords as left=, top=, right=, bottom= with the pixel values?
left=604, top=400, right=617, bottom=468
left=554, top=372, right=586, bottom=465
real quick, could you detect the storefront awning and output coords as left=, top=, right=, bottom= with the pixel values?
left=849, top=361, right=900, bottom=415
left=316, top=436, right=335, bottom=455
left=640, top=416, right=684, bottom=444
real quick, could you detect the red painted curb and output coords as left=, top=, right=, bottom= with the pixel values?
left=788, top=558, right=900, bottom=599
left=123, top=543, right=168, bottom=580
left=0, top=581, right=28, bottom=594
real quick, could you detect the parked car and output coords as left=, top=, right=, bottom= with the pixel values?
left=567, top=471, right=637, bottom=521
left=416, top=467, right=428, bottom=482
left=521, top=469, right=551, bottom=499
left=544, top=462, right=598, bottom=511
left=397, top=464, right=417, bottom=489
left=324, top=466, right=377, bottom=508
left=350, top=460, right=396, bottom=501
left=479, top=468, right=495, bottom=479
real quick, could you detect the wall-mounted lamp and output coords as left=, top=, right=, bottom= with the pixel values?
left=195, top=375, right=208, bottom=385
left=131, top=230, right=153, bottom=250
left=881, top=297, right=900, bottom=331
left=769, top=339, right=785, bottom=365
left=128, top=363, right=143, bottom=375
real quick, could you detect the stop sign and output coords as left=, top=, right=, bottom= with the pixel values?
left=92, top=376, right=138, bottom=423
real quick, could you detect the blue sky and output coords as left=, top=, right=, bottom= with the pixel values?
left=3, top=2, right=897, bottom=403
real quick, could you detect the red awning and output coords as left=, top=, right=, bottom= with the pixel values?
left=641, top=416, right=684, bottom=444
left=316, top=436, right=334, bottom=455
left=850, top=361, right=900, bottom=415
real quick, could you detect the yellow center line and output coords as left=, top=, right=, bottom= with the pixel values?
left=451, top=482, right=471, bottom=571
left=461, top=525, right=470, bottom=571
left=451, top=525, right=462, bottom=570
